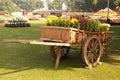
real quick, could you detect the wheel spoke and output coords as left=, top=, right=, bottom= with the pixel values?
left=93, top=40, right=98, bottom=48
left=91, top=39, right=94, bottom=45
left=94, top=49, right=100, bottom=58
left=95, top=49, right=100, bottom=52
left=88, top=44, right=92, bottom=50
left=87, top=50, right=91, bottom=58
left=94, top=43, right=99, bottom=50
left=93, top=53, right=98, bottom=60
left=61, top=47, right=66, bottom=57
left=89, top=41, right=93, bottom=48
left=54, top=46, right=58, bottom=52
left=92, top=39, right=96, bottom=45
left=87, top=50, right=91, bottom=53
left=91, top=55, right=94, bottom=63
left=88, top=53, right=93, bottom=62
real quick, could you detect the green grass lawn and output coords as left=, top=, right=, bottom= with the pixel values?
left=0, top=19, right=120, bottom=80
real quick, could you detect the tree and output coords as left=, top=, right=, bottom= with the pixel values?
left=64, top=0, right=116, bottom=12
left=114, top=0, right=120, bottom=7
left=48, top=0, right=64, bottom=10
left=95, top=0, right=115, bottom=11
left=12, top=0, right=44, bottom=11
left=0, top=0, right=118, bottom=13
left=64, top=0, right=98, bottom=12
left=0, top=0, right=20, bottom=13
left=64, top=0, right=75, bottom=11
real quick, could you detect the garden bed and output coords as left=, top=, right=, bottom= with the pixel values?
left=4, top=23, right=30, bottom=27
left=4, top=17, right=30, bottom=27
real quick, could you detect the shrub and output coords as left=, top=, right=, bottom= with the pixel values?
left=5, top=17, right=30, bottom=27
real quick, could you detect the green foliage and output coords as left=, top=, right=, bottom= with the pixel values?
left=0, top=0, right=20, bottom=13
left=46, top=15, right=78, bottom=28
left=0, top=0, right=119, bottom=13
left=7, top=17, right=28, bottom=24
left=85, top=19, right=101, bottom=32
left=93, top=0, right=98, bottom=5
left=114, top=0, right=120, bottom=6
left=12, top=0, right=44, bottom=11
left=64, top=0, right=117, bottom=12
left=46, top=15, right=111, bottom=32
left=78, top=18, right=111, bottom=32
left=5, top=17, right=30, bottom=27
left=84, top=19, right=110, bottom=32
left=48, top=0, right=64, bottom=10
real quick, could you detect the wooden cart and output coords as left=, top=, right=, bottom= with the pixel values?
left=4, top=26, right=108, bottom=69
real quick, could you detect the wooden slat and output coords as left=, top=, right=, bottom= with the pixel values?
left=55, top=46, right=62, bottom=69
left=30, top=40, right=71, bottom=46
left=3, top=39, right=32, bottom=44
left=3, top=39, right=72, bottom=46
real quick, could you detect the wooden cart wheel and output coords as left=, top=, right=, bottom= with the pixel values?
left=50, top=46, right=70, bottom=59
left=82, top=35, right=102, bottom=68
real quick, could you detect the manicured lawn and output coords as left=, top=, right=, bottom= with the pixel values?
left=0, top=19, right=120, bottom=80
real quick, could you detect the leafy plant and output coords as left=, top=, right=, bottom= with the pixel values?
left=5, top=17, right=30, bottom=27
left=7, top=17, right=27, bottom=24
left=46, top=15, right=111, bottom=32
left=46, top=15, right=78, bottom=28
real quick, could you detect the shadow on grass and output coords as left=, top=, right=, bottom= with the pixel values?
left=101, top=27, right=120, bottom=65
left=0, top=43, right=86, bottom=75
left=0, top=67, right=31, bottom=76
left=101, top=49, right=120, bottom=65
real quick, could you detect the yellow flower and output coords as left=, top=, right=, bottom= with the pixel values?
left=46, top=18, right=52, bottom=24
left=70, top=18, right=78, bottom=24
left=46, top=16, right=58, bottom=25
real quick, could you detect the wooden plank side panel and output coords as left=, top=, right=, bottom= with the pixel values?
left=40, top=26, right=79, bottom=43
left=41, top=27, right=52, bottom=39
left=41, top=27, right=62, bottom=41
left=61, top=28, right=70, bottom=42
left=51, top=28, right=62, bottom=40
